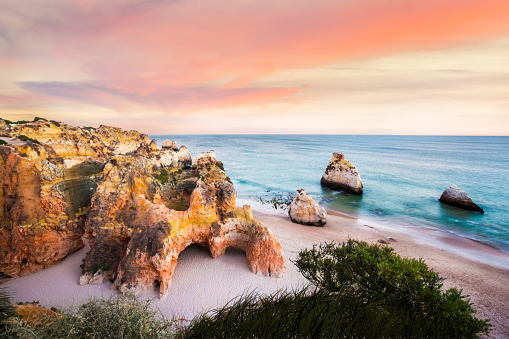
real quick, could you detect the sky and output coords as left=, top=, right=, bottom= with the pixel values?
left=0, top=0, right=508, bottom=135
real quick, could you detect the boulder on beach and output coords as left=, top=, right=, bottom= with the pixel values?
left=321, top=153, right=363, bottom=195
left=289, top=189, right=327, bottom=226
left=439, top=185, right=484, bottom=213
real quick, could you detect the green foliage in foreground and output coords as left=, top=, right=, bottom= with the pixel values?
left=294, top=240, right=490, bottom=338
left=0, top=284, right=15, bottom=337
left=4, top=296, right=174, bottom=339
left=0, top=139, right=7, bottom=145
left=182, top=240, right=490, bottom=339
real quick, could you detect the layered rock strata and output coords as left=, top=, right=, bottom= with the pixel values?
left=439, top=185, right=484, bottom=213
left=288, top=189, right=326, bottom=226
left=80, top=149, right=284, bottom=299
left=0, top=118, right=149, bottom=277
left=0, top=118, right=284, bottom=298
left=321, top=153, right=363, bottom=195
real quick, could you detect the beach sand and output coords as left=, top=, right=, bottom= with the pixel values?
left=4, top=208, right=509, bottom=337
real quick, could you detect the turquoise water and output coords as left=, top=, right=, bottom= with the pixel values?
left=151, top=135, right=509, bottom=253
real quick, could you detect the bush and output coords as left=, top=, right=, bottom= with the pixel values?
left=5, top=296, right=174, bottom=339
left=0, top=139, right=7, bottom=145
left=294, top=240, right=491, bottom=338
left=16, top=135, right=40, bottom=144
left=50, top=120, right=60, bottom=127
left=33, top=117, right=47, bottom=122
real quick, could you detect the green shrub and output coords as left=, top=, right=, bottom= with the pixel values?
left=50, top=120, right=60, bottom=127
left=83, top=126, right=96, bottom=130
left=3, top=119, right=12, bottom=124
left=294, top=240, right=491, bottom=338
left=5, top=296, right=174, bottom=339
left=0, top=139, right=7, bottom=145
left=33, top=117, right=47, bottom=122
left=156, top=168, right=169, bottom=185
left=182, top=240, right=490, bottom=338
left=16, top=135, right=40, bottom=144
left=180, top=288, right=360, bottom=339
left=0, top=285, right=15, bottom=335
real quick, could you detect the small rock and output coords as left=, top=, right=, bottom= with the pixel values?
left=439, top=185, right=484, bottom=213
left=162, top=139, right=178, bottom=150
left=289, top=189, right=327, bottom=226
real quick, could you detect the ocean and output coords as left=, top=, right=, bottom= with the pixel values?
left=151, top=135, right=509, bottom=254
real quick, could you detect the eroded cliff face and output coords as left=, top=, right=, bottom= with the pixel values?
left=80, top=149, right=284, bottom=299
left=0, top=118, right=284, bottom=296
left=0, top=119, right=150, bottom=277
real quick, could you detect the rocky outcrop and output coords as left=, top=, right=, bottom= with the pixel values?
left=162, top=139, right=178, bottom=151
left=288, top=189, right=326, bottom=226
left=80, top=146, right=284, bottom=299
left=321, top=153, right=363, bottom=195
left=0, top=117, right=284, bottom=297
left=439, top=185, right=484, bottom=213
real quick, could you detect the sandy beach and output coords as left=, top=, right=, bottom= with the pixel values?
left=4, top=207, right=509, bottom=338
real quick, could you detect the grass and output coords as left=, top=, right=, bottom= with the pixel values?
left=4, top=296, right=174, bottom=339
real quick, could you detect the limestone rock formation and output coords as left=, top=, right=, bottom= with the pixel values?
left=439, top=185, right=484, bottom=213
left=0, top=117, right=284, bottom=298
left=0, top=119, right=151, bottom=277
left=162, top=139, right=178, bottom=151
left=288, top=189, right=326, bottom=226
left=321, top=153, right=363, bottom=195
left=80, top=147, right=284, bottom=299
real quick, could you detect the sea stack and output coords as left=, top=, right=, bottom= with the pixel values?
left=162, top=139, right=178, bottom=151
left=289, top=189, right=327, bottom=226
left=321, top=153, right=363, bottom=194
left=439, top=185, right=484, bottom=213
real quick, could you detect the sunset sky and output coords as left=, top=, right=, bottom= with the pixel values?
left=0, top=0, right=508, bottom=135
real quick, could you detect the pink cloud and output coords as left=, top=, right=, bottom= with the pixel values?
left=2, top=0, right=509, bottom=113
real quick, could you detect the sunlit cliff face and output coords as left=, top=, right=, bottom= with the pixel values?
left=1, top=0, right=509, bottom=135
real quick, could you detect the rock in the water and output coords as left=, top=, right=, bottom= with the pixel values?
left=439, top=185, right=484, bottom=213
left=288, top=189, right=326, bottom=226
left=162, top=139, right=178, bottom=151
left=321, top=153, right=363, bottom=194
left=0, top=118, right=284, bottom=293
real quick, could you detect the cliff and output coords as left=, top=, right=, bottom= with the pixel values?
left=0, top=118, right=284, bottom=296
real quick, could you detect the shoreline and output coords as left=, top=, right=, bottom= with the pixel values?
left=4, top=203, right=509, bottom=337
left=239, top=196, right=509, bottom=269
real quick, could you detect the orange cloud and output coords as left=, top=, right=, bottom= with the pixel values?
left=2, top=0, right=509, bottom=114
